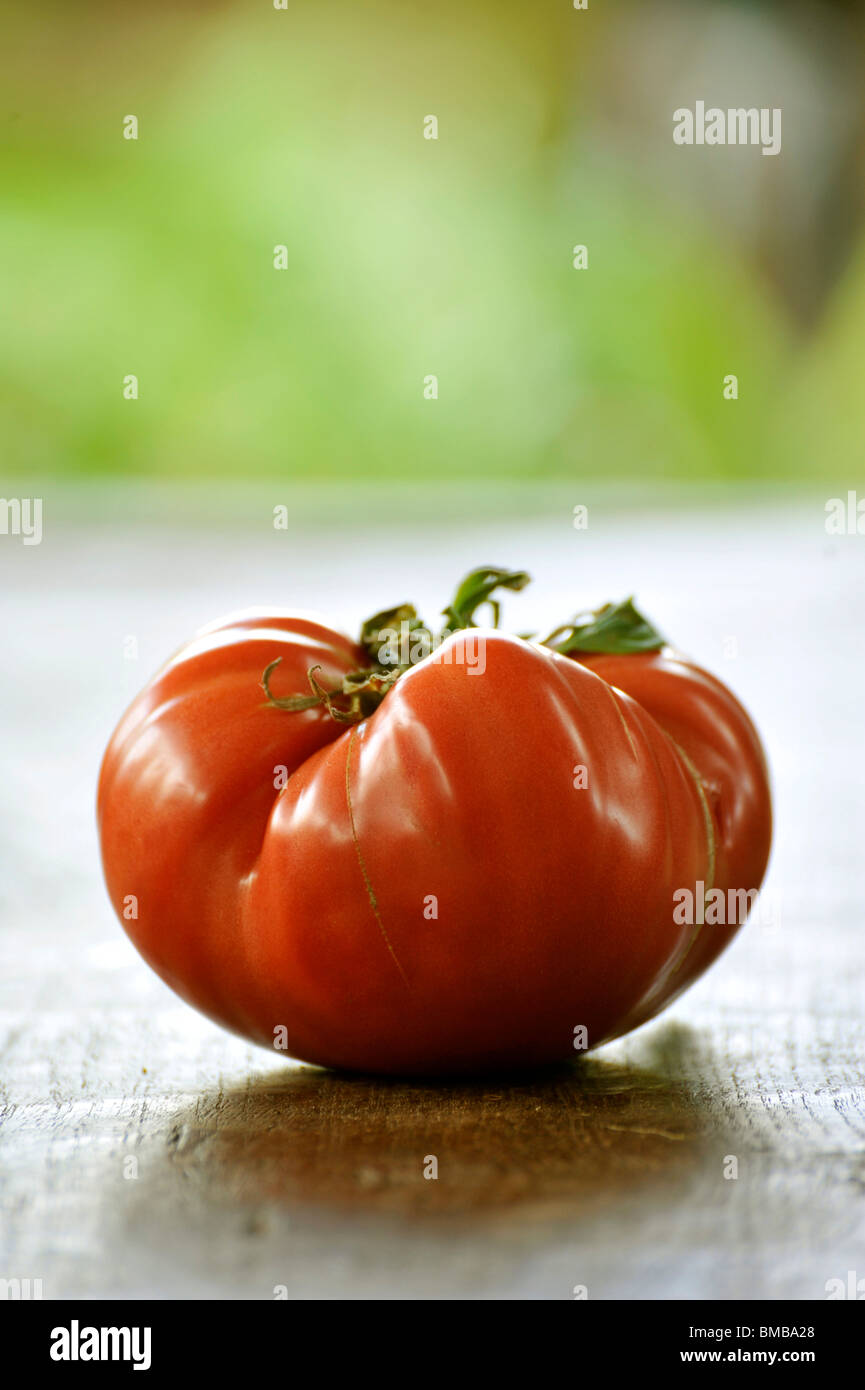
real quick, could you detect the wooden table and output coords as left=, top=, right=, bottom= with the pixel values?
left=1, top=487, right=863, bottom=1299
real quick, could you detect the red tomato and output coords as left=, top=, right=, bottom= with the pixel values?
left=97, top=576, right=771, bottom=1074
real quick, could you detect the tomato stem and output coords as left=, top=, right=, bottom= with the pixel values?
left=440, top=567, right=531, bottom=631
left=260, top=569, right=665, bottom=724
left=261, top=659, right=400, bottom=724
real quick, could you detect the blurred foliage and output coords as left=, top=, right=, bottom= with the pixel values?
left=0, top=0, right=862, bottom=485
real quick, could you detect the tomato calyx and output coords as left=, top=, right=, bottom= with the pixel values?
left=541, top=597, right=665, bottom=656
left=261, top=659, right=401, bottom=724
left=260, top=567, right=533, bottom=725
left=259, top=570, right=666, bottom=724
left=359, top=567, right=531, bottom=666
left=440, top=566, right=531, bottom=631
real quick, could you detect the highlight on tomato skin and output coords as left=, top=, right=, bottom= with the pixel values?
left=96, top=567, right=772, bottom=1076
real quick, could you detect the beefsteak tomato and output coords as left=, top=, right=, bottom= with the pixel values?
left=97, top=568, right=771, bottom=1074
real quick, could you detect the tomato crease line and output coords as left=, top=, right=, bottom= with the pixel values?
left=665, top=733, right=717, bottom=976
left=602, top=682, right=639, bottom=762
left=344, top=727, right=410, bottom=989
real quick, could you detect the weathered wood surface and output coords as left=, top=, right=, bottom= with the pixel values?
left=1, top=492, right=863, bottom=1299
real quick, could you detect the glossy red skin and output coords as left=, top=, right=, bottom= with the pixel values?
left=574, top=649, right=772, bottom=1028
left=98, top=613, right=772, bottom=1075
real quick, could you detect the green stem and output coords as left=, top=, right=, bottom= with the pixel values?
left=260, top=568, right=665, bottom=726
left=440, top=567, right=531, bottom=632
left=261, top=659, right=401, bottom=724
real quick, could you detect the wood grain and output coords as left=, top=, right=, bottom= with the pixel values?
left=1, top=494, right=863, bottom=1299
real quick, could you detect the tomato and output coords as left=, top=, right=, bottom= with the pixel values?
left=97, top=570, right=771, bottom=1074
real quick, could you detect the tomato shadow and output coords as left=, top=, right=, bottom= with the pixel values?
left=158, top=1020, right=723, bottom=1223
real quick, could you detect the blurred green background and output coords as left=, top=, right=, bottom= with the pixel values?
left=2, top=0, right=864, bottom=490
